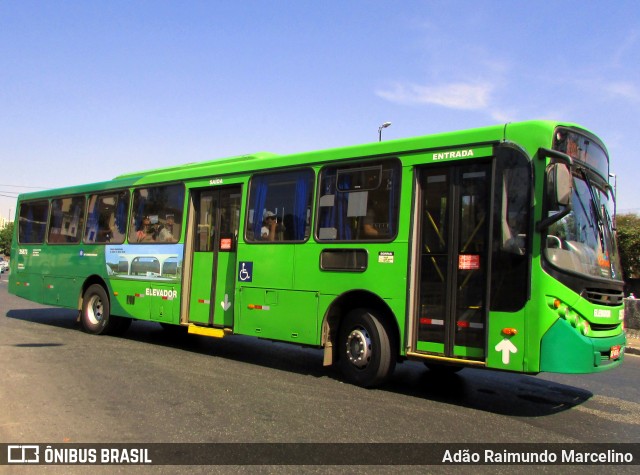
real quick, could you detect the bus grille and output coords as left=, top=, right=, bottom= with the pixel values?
left=581, top=288, right=624, bottom=306
left=589, top=322, right=621, bottom=332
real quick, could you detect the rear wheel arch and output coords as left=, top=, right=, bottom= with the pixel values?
left=321, top=290, right=400, bottom=384
left=79, top=276, right=130, bottom=336
left=78, top=275, right=109, bottom=310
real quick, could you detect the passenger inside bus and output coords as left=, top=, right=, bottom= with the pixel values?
left=135, top=216, right=155, bottom=242
left=158, top=214, right=178, bottom=242
left=261, top=211, right=285, bottom=241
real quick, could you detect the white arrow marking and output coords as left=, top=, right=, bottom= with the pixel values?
left=220, top=294, right=231, bottom=311
left=495, top=338, right=517, bottom=365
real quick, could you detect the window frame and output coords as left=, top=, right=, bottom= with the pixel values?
left=315, top=158, right=402, bottom=243
left=47, top=195, right=86, bottom=245
left=17, top=199, right=50, bottom=245
left=129, top=183, right=186, bottom=244
left=83, top=189, right=131, bottom=245
left=244, top=168, right=315, bottom=244
left=489, top=144, right=533, bottom=312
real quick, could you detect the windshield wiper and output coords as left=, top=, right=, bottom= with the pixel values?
left=580, top=168, right=606, bottom=253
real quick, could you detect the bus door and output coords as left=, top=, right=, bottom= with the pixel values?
left=414, top=163, right=491, bottom=361
left=187, top=186, right=242, bottom=327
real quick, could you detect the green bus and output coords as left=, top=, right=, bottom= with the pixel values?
left=9, top=120, right=626, bottom=387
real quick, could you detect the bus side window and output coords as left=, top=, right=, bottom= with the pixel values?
left=48, top=196, right=85, bottom=244
left=246, top=169, right=314, bottom=243
left=317, top=159, right=400, bottom=241
left=129, top=184, right=184, bottom=244
left=18, top=200, right=49, bottom=244
left=490, top=146, right=532, bottom=312
left=84, top=191, right=129, bottom=244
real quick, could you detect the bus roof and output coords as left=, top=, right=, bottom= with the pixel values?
left=15, top=120, right=588, bottom=202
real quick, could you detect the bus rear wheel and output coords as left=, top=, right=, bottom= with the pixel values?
left=81, top=284, right=114, bottom=335
left=338, top=309, right=395, bottom=388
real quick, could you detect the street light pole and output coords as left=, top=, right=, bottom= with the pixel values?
left=378, top=122, right=391, bottom=142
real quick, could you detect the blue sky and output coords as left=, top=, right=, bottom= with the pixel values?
left=1, top=1, right=639, bottom=221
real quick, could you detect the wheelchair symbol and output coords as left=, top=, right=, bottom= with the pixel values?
left=238, top=262, right=253, bottom=282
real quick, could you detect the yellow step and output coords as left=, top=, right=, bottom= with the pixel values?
left=187, top=324, right=227, bottom=338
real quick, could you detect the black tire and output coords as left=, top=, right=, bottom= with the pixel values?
left=80, top=284, right=114, bottom=335
left=338, top=308, right=396, bottom=388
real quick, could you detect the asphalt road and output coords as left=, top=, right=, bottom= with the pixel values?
left=1, top=276, right=639, bottom=472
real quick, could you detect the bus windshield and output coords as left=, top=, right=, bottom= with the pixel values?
left=545, top=170, right=622, bottom=281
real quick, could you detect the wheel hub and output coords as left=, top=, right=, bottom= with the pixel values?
left=87, top=295, right=104, bottom=325
left=345, top=326, right=372, bottom=369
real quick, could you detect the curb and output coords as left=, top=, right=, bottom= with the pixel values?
left=624, top=341, right=640, bottom=355
left=626, top=341, right=640, bottom=356
left=626, top=329, right=640, bottom=356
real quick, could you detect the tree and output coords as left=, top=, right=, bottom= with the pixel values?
left=0, top=222, right=14, bottom=256
left=616, top=213, right=640, bottom=280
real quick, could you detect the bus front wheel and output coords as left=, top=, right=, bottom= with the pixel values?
left=81, top=284, right=113, bottom=335
left=338, top=309, right=395, bottom=388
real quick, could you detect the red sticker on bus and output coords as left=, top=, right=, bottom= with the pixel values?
left=220, top=238, right=232, bottom=250
left=458, top=254, right=480, bottom=270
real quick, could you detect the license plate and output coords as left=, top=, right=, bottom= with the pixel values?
left=610, top=345, right=621, bottom=360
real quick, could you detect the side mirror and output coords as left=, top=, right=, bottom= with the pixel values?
left=536, top=163, right=573, bottom=232
left=551, top=163, right=572, bottom=207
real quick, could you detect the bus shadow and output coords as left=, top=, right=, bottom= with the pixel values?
left=5, top=307, right=593, bottom=418
left=6, top=308, right=79, bottom=330
left=5, top=307, right=330, bottom=378
left=384, top=363, right=593, bottom=417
